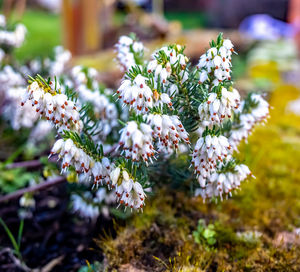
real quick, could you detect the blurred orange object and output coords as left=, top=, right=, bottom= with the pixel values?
left=62, top=0, right=103, bottom=56
left=288, top=0, right=300, bottom=53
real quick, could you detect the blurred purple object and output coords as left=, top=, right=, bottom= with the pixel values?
left=239, top=14, right=297, bottom=40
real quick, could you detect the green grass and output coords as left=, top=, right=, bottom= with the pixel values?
left=165, top=11, right=207, bottom=29
left=13, top=9, right=61, bottom=61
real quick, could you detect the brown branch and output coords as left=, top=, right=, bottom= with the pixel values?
left=0, top=176, right=66, bottom=204
left=5, top=156, right=58, bottom=170
left=5, top=159, right=42, bottom=170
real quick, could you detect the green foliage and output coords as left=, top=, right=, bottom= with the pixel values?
left=192, top=219, right=217, bottom=247
left=209, top=32, right=224, bottom=49
left=0, top=218, right=24, bottom=261
left=64, top=85, right=78, bottom=102
left=0, top=167, right=37, bottom=194
left=80, top=103, right=102, bottom=136
left=126, top=65, right=148, bottom=82
left=78, top=261, right=103, bottom=272
left=173, top=72, right=203, bottom=132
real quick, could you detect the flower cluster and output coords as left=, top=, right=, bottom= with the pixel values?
left=51, top=136, right=147, bottom=211
left=45, top=46, right=72, bottom=76
left=147, top=113, right=190, bottom=151
left=229, top=93, right=270, bottom=151
left=118, top=121, right=154, bottom=163
left=0, top=15, right=41, bottom=133
left=80, top=87, right=119, bottom=137
left=17, top=46, right=71, bottom=84
left=115, top=35, right=144, bottom=71
left=198, top=87, right=240, bottom=127
left=0, top=15, right=26, bottom=48
left=113, top=34, right=263, bottom=204
left=70, top=65, right=99, bottom=89
left=197, top=39, right=234, bottom=86
left=70, top=66, right=119, bottom=140
left=186, top=35, right=270, bottom=201
left=50, top=138, right=112, bottom=186
left=71, top=192, right=100, bottom=220
left=110, top=167, right=146, bottom=210
left=117, top=74, right=174, bottom=114
left=22, top=80, right=83, bottom=132
left=192, top=134, right=231, bottom=184
left=15, top=33, right=271, bottom=210
left=147, top=45, right=189, bottom=85
left=71, top=188, right=113, bottom=220
left=195, top=163, right=252, bottom=201
left=3, top=87, right=39, bottom=130
left=0, top=65, right=25, bottom=92
left=117, top=75, right=153, bottom=113
left=115, top=37, right=190, bottom=158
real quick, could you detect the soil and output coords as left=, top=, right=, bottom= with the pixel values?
left=0, top=182, right=112, bottom=272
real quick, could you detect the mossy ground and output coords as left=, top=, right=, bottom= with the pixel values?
left=99, top=84, right=300, bottom=271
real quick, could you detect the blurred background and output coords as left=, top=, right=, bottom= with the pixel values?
left=0, top=0, right=300, bottom=271
left=2, top=0, right=299, bottom=88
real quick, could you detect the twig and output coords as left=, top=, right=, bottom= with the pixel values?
left=39, top=255, right=65, bottom=272
left=0, top=176, right=66, bottom=204
left=5, top=156, right=58, bottom=170
left=5, top=159, right=42, bottom=169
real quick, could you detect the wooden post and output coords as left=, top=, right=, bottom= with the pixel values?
left=62, top=0, right=79, bottom=55
left=62, top=0, right=103, bottom=56
left=81, top=0, right=102, bottom=53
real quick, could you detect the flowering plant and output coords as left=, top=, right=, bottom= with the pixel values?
left=20, top=33, right=269, bottom=212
